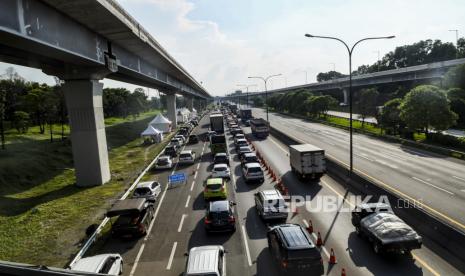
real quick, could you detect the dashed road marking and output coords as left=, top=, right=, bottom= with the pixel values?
left=185, top=195, right=191, bottom=208
left=178, top=214, right=187, bottom=232
left=241, top=225, right=252, bottom=267
left=166, top=242, right=178, bottom=270
left=412, top=176, right=454, bottom=195
left=190, top=180, right=195, bottom=191
left=453, top=175, right=465, bottom=182
left=129, top=244, right=145, bottom=276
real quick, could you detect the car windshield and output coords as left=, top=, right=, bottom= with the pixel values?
left=158, top=158, right=169, bottom=165
left=248, top=167, right=262, bottom=173
left=215, top=156, right=227, bottom=162
left=180, top=153, right=191, bottom=158
left=133, top=187, right=151, bottom=196
left=246, top=156, right=258, bottom=162
left=214, top=166, right=227, bottom=171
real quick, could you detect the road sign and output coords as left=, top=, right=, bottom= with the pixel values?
left=169, top=173, right=186, bottom=184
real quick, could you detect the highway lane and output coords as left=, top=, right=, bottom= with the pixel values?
left=250, top=107, right=465, bottom=230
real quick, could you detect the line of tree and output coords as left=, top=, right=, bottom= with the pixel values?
left=0, top=68, right=162, bottom=149
left=316, top=37, right=465, bottom=81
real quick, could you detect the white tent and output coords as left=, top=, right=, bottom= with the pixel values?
left=149, top=114, right=172, bottom=133
left=141, top=125, right=163, bottom=143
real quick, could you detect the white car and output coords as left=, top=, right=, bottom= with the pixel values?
left=242, top=162, right=264, bottom=183
left=185, top=246, right=225, bottom=276
left=170, top=138, right=183, bottom=147
left=155, top=155, right=173, bottom=169
left=212, top=163, right=231, bottom=179
left=70, top=254, right=123, bottom=275
left=234, top=133, right=245, bottom=144
left=132, top=181, right=162, bottom=202
left=174, top=135, right=186, bottom=145
left=179, top=150, right=196, bottom=165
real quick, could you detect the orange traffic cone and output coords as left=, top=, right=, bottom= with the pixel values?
left=316, top=232, right=323, bottom=246
left=306, top=220, right=313, bottom=233
left=341, top=268, right=346, bottom=276
left=329, top=248, right=337, bottom=264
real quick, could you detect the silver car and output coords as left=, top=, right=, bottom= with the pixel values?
left=242, top=162, right=264, bottom=183
left=70, top=254, right=123, bottom=275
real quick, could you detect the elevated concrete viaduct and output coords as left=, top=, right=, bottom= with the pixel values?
left=0, top=0, right=211, bottom=186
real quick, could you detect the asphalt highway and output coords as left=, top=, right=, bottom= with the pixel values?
left=251, top=108, right=465, bottom=231
left=90, top=112, right=463, bottom=276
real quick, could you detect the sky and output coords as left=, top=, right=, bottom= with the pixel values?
left=1, top=0, right=464, bottom=96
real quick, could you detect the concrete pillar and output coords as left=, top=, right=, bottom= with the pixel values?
left=342, top=88, right=349, bottom=105
left=166, top=93, right=177, bottom=130
left=63, top=80, right=110, bottom=187
left=187, top=97, right=194, bottom=112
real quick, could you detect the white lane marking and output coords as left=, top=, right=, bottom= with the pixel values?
left=241, top=225, right=252, bottom=267
left=231, top=172, right=237, bottom=190
left=190, top=180, right=195, bottom=191
left=178, top=214, right=187, bottom=232
left=269, top=137, right=288, bottom=153
left=453, top=175, right=465, bottom=182
left=193, top=171, right=198, bottom=180
left=321, top=246, right=330, bottom=258
left=302, top=219, right=309, bottom=228
left=462, top=189, right=465, bottom=193
left=185, top=195, right=191, bottom=208
left=196, top=163, right=201, bottom=170
left=375, top=159, right=398, bottom=169
left=412, top=177, right=455, bottom=195
left=166, top=242, right=178, bottom=270
left=355, top=153, right=375, bottom=162
left=129, top=244, right=145, bottom=276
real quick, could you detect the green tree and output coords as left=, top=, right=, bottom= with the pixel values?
left=400, top=85, right=457, bottom=134
left=252, top=96, right=264, bottom=107
left=444, top=64, right=465, bottom=90
left=447, top=88, right=465, bottom=127
left=12, top=111, right=29, bottom=133
left=305, top=95, right=338, bottom=118
left=23, top=87, right=49, bottom=134
left=317, top=71, right=347, bottom=82
left=357, top=88, right=379, bottom=127
left=378, top=98, right=403, bottom=135
left=0, top=88, right=5, bottom=149
left=458, top=38, right=465, bottom=58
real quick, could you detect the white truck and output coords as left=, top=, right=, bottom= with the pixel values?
left=289, top=144, right=326, bottom=180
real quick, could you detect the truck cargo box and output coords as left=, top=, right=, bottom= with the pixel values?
left=289, top=144, right=326, bottom=180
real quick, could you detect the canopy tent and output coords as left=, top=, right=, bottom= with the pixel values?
left=149, top=114, right=172, bottom=133
left=141, top=125, right=163, bottom=143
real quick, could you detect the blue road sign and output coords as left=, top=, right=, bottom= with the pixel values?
left=169, top=173, right=186, bottom=184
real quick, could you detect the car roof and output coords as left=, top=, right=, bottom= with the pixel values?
left=209, top=200, right=230, bottom=212
left=71, top=254, right=120, bottom=273
left=245, top=162, right=261, bottom=168
left=107, top=198, right=147, bottom=217
left=206, top=178, right=224, bottom=185
left=243, top=152, right=257, bottom=157
left=159, top=155, right=171, bottom=160
left=260, top=189, right=283, bottom=200
left=215, top=152, right=227, bottom=157
left=237, top=138, right=247, bottom=142
left=276, top=224, right=314, bottom=249
left=187, top=246, right=223, bottom=274
left=180, top=150, right=192, bottom=154
left=213, top=163, right=228, bottom=168
left=136, top=181, right=157, bottom=189
left=239, top=146, right=251, bottom=151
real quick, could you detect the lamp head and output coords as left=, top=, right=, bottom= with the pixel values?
left=305, top=34, right=313, bottom=38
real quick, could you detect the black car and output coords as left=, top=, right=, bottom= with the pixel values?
left=107, top=198, right=154, bottom=238
left=241, top=152, right=259, bottom=165
left=164, top=145, right=179, bottom=157
left=204, top=200, right=236, bottom=233
left=188, top=134, right=199, bottom=144
left=267, top=224, right=324, bottom=275
left=213, top=153, right=230, bottom=166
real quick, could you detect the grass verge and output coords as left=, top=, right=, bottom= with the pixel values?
left=0, top=110, right=171, bottom=267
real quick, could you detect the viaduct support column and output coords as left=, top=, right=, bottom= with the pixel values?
left=187, top=97, right=194, bottom=112
left=166, top=93, right=177, bottom=130
left=63, top=80, right=110, bottom=187
left=342, top=88, right=349, bottom=105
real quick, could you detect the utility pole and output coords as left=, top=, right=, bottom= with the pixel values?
left=248, top=74, right=282, bottom=122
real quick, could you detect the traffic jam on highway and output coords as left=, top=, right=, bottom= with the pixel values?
left=70, top=104, right=462, bottom=276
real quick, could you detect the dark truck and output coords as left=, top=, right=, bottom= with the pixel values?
left=250, top=118, right=270, bottom=138
left=239, top=109, right=252, bottom=123
left=107, top=198, right=154, bottom=238
left=210, top=134, right=227, bottom=155
left=351, top=203, right=422, bottom=255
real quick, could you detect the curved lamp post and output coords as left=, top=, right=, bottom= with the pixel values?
left=248, top=74, right=282, bottom=122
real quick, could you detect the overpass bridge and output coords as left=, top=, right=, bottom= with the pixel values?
left=0, top=0, right=212, bottom=186
left=223, top=58, right=465, bottom=104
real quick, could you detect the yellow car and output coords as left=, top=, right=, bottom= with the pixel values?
left=203, top=178, right=228, bottom=200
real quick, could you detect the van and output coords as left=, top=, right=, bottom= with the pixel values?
left=254, top=189, right=287, bottom=221
left=185, top=246, right=225, bottom=276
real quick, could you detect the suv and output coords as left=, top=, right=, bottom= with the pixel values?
left=179, top=150, right=196, bottom=165
left=188, top=134, right=199, bottom=144
left=254, top=189, right=288, bottom=221
left=234, top=133, right=245, bottom=144
left=213, top=152, right=230, bottom=166
left=242, top=163, right=264, bottom=184
left=235, top=139, right=248, bottom=149
left=241, top=152, right=259, bottom=165
left=70, top=254, right=123, bottom=275
left=107, top=198, right=154, bottom=238
left=204, top=200, right=236, bottom=232
left=185, top=246, right=225, bottom=276
left=203, top=178, right=228, bottom=200
left=267, top=224, right=324, bottom=275
left=132, top=181, right=161, bottom=202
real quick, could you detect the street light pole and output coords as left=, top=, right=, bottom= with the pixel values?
left=449, top=29, right=459, bottom=59
left=373, top=50, right=380, bottom=71
left=237, top=84, right=257, bottom=108
left=248, top=74, right=282, bottom=122
left=305, top=33, right=395, bottom=176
